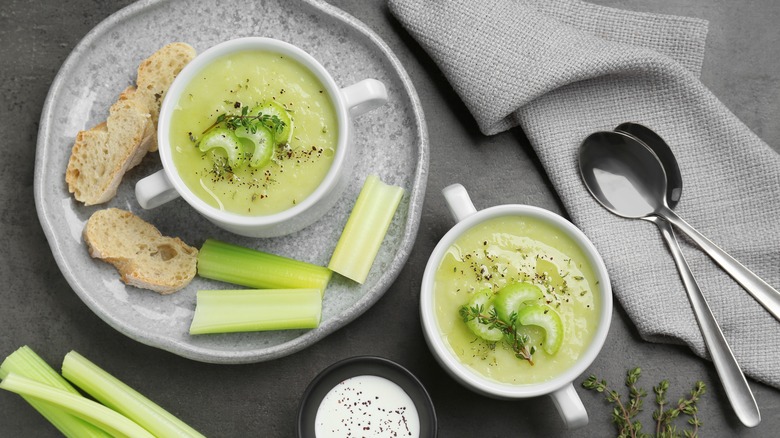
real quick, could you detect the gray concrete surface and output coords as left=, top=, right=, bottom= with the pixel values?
left=1, top=0, right=779, bottom=436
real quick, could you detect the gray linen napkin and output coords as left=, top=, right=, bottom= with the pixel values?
left=389, top=0, right=780, bottom=388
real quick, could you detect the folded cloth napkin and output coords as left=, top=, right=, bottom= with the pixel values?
left=390, top=0, right=780, bottom=388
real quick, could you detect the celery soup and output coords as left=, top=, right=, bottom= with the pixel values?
left=169, top=50, right=338, bottom=216
left=433, top=215, right=601, bottom=385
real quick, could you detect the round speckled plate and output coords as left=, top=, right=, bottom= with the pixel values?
left=33, top=0, right=428, bottom=363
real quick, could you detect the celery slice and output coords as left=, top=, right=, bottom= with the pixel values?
left=189, top=288, right=322, bottom=335
left=61, top=351, right=205, bottom=438
left=0, top=373, right=155, bottom=438
left=198, top=128, right=245, bottom=168
left=464, top=290, right=504, bottom=342
left=197, top=239, right=332, bottom=294
left=0, top=346, right=110, bottom=438
left=328, top=174, right=405, bottom=283
left=517, top=305, right=564, bottom=355
left=493, top=281, right=544, bottom=323
left=235, top=124, right=274, bottom=168
left=251, top=100, right=294, bottom=145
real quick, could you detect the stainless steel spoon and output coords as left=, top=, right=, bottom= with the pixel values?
left=579, top=129, right=760, bottom=427
left=578, top=130, right=780, bottom=320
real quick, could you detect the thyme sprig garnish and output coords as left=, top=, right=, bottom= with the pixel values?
left=201, top=105, right=286, bottom=137
left=459, top=304, right=536, bottom=365
left=653, top=379, right=706, bottom=438
left=582, top=367, right=706, bottom=438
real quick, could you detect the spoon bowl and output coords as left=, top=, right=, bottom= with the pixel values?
left=615, top=122, right=682, bottom=207
left=578, top=131, right=668, bottom=219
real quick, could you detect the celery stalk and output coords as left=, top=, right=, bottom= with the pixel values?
left=61, top=351, right=205, bottom=438
left=197, top=239, right=332, bottom=294
left=0, top=346, right=110, bottom=438
left=189, top=288, right=322, bottom=335
left=328, top=174, right=405, bottom=283
left=0, top=373, right=155, bottom=438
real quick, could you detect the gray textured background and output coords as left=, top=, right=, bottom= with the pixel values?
left=2, top=0, right=779, bottom=436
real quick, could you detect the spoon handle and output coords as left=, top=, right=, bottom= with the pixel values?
left=660, top=207, right=780, bottom=322
left=656, top=219, right=760, bottom=427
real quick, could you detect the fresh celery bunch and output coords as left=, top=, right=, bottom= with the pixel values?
left=0, top=346, right=110, bottom=438
left=197, top=239, right=332, bottom=294
left=189, top=288, right=322, bottom=335
left=0, top=346, right=205, bottom=438
left=61, top=351, right=206, bottom=438
left=0, top=373, right=155, bottom=438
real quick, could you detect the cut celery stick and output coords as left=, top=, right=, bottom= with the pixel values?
left=61, top=351, right=205, bottom=438
left=189, top=288, right=322, bottom=335
left=0, top=373, right=155, bottom=438
left=197, top=239, right=332, bottom=294
left=0, top=346, right=110, bottom=438
left=328, top=174, right=405, bottom=283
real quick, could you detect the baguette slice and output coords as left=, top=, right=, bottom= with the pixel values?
left=65, top=42, right=197, bottom=205
left=83, top=208, right=198, bottom=294
left=66, top=95, right=155, bottom=205
left=135, top=42, right=197, bottom=151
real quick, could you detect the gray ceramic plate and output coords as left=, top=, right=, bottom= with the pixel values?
left=34, top=0, right=428, bottom=364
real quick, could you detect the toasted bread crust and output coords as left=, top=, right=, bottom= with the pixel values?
left=83, top=208, right=198, bottom=294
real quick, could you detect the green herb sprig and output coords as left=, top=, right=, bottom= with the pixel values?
left=582, top=367, right=706, bottom=438
left=202, top=105, right=285, bottom=137
left=458, top=305, right=536, bottom=365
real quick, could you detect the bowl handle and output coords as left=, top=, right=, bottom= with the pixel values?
left=340, top=79, right=388, bottom=118
left=443, top=184, right=477, bottom=223
left=136, top=169, right=180, bottom=209
left=550, top=383, right=588, bottom=429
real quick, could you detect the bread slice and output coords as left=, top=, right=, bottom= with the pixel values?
left=66, top=93, right=154, bottom=204
left=135, top=42, right=197, bottom=151
left=66, top=95, right=155, bottom=205
left=65, top=42, right=196, bottom=204
left=83, top=208, right=198, bottom=294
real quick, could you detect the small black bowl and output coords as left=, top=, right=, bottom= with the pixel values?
left=297, top=356, right=437, bottom=437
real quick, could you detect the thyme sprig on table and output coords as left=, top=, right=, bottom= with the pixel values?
left=201, top=105, right=286, bottom=136
left=458, top=304, right=536, bottom=365
left=582, top=367, right=706, bottom=438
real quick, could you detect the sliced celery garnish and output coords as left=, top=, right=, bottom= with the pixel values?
left=0, top=346, right=110, bottom=438
left=328, top=174, right=405, bottom=283
left=235, top=124, right=273, bottom=168
left=197, top=239, right=332, bottom=294
left=252, top=100, right=294, bottom=144
left=61, top=351, right=205, bottom=438
left=198, top=128, right=245, bottom=168
left=189, top=288, right=322, bottom=335
left=0, top=373, right=155, bottom=438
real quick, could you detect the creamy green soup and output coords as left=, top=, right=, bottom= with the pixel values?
left=434, top=215, right=600, bottom=385
left=170, top=50, right=338, bottom=216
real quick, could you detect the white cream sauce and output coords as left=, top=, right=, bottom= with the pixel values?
left=314, top=375, right=420, bottom=437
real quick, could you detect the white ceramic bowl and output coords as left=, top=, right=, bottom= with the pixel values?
left=420, top=184, right=613, bottom=429
left=136, top=37, right=387, bottom=237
